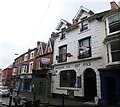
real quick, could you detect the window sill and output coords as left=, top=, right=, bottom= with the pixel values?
left=107, top=30, right=120, bottom=36
left=106, top=61, right=120, bottom=66
left=56, top=87, right=80, bottom=91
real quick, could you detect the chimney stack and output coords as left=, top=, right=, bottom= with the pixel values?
left=110, top=1, right=119, bottom=9
left=28, top=49, right=31, bottom=51
left=72, top=19, right=78, bottom=24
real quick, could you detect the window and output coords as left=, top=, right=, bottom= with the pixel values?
left=107, top=39, right=120, bottom=63
left=59, top=45, right=67, bottom=63
left=30, top=52, right=34, bottom=59
left=107, top=13, right=120, bottom=34
left=78, top=37, right=91, bottom=59
left=60, top=70, right=76, bottom=87
left=24, top=54, right=28, bottom=61
left=60, top=31, right=66, bottom=40
left=21, top=65, right=27, bottom=74
left=29, top=62, right=33, bottom=73
left=81, top=20, right=88, bottom=31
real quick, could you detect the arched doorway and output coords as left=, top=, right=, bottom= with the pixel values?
left=84, top=68, right=97, bottom=101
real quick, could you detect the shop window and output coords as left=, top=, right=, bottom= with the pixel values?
left=78, top=37, right=91, bottom=59
left=107, top=39, right=120, bottom=63
left=59, top=45, right=67, bottom=63
left=107, top=12, right=120, bottom=34
left=60, top=70, right=76, bottom=87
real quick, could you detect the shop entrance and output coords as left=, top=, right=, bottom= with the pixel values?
left=84, top=68, right=97, bottom=101
left=106, top=77, right=116, bottom=105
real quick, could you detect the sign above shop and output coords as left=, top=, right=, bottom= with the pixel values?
left=41, top=58, right=50, bottom=65
left=55, top=62, right=91, bottom=70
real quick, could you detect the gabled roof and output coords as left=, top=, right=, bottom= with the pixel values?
left=73, top=6, right=94, bottom=21
left=56, top=19, right=71, bottom=31
left=44, top=38, right=54, bottom=54
left=37, top=41, right=47, bottom=56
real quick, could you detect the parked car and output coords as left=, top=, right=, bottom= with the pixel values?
left=0, top=86, right=10, bottom=96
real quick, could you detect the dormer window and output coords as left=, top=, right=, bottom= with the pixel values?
left=60, top=27, right=66, bottom=40
left=81, top=20, right=88, bottom=31
left=60, top=31, right=66, bottom=40
left=107, top=12, right=120, bottom=35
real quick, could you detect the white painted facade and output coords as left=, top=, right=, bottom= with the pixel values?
left=52, top=7, right=107, bottom=99
left=0, top=69, right=2, bottom=85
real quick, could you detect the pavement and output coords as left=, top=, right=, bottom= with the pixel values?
left=12, top=91, right=96, bottom=107
left=1, top=91, right=115, bottom=107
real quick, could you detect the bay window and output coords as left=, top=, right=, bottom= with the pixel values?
left=107, top=12, right=120, bottom=34
left=107, top=39, right=120, bottom=63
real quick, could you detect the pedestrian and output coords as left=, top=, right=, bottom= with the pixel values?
left=10, top=86, right=13, bottom=95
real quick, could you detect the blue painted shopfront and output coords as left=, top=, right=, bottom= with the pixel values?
left=99, top=67, right=120, bottom=106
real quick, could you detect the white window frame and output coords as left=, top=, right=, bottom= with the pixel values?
left=21, top=65, right=27, bottom=74
left=24, top=54, right=28, bottom=61
left=29, top=62, right=33, bottom=73
left=107, top=39, right=120, bottom=65
left=30, top=51, right=34, bottom=59
left=106, top=13, right=120, bottom=36
left=80, top=20, right=89, bottom=32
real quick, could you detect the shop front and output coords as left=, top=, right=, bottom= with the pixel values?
left=19, top=74, right=33, bottom=92
left=52, top=59, right=102, bottom=101
left=98, top=66, right=120, bottom=106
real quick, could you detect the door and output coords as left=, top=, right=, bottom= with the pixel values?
left=84, top=68, right=97, bottom=101
left=106, top=77, right=116, bottom=105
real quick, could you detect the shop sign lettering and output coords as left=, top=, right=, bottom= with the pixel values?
left=55, top=62, right=91, bottom=70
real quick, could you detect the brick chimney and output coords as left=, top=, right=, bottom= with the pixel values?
left=110, top=1, right=119, bottom=9
left=72, top=19, right=78, bottom=24
left=28, top=49, right=31, bottom=51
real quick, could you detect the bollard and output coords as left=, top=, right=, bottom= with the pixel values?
left=9, top=95, right=12, bottom=106
left=62, top=93, right=64, bottom=106
left=34, top=92, right=36, bottom=101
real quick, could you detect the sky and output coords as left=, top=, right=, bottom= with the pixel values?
left=0, top=0, right=119, bottom=70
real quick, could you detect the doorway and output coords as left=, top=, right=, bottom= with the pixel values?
left=84, top=68, right=97, bottom=101
left=106, top=77, right=116, bottom=105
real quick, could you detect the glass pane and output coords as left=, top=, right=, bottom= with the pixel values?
left=83, top=39, right=89, bottom=46
left=112, top=51, right=120, bottom=62
left=108, top=14, right=119, bottom=24
left=111, top=40, right=120, bottom=51
left=109, top=22, right=120, bottom=33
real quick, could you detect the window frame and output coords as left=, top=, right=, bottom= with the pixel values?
left=106, top=12, right=120, bottom=35
left=80, top=20, right=89, bottom=31
left=107, top=39, right=120, bottom=64
left=78, top=37, right=91, bottom=59
left=59, top=45, right=67, bottom=63
left=60, top=70, right=76, bottom=87
left=30, top=51, right=34, bottom=59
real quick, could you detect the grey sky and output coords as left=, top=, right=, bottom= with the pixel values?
left=0, top=0, right=119, bottom=69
